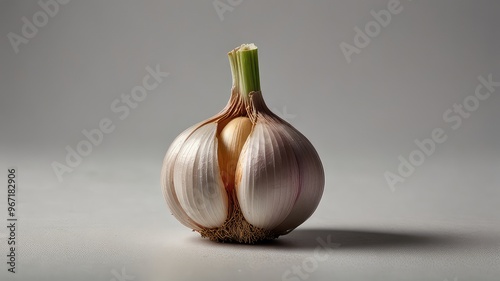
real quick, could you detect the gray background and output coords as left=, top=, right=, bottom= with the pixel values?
left=1, top=0, right=499, bottom=280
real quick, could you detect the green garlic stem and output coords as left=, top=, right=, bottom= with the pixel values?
left=228, top=44, right=261, bottom=99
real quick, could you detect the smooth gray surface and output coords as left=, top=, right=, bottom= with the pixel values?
left=1, top=0, right=499, bottom=280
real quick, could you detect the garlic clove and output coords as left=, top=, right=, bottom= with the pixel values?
left=273, top=124, right=325, bottom=234
left=242, top=91, right=325, bottom=234
left=161, top=124, right=203, bottom=230
left=218, top=116, right=253, bottom=190
left=173, top=123, right=229, bottom=228
left=235, top=119, right=301, bottom=229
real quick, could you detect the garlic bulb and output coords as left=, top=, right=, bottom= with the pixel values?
left=161, top=44, right=324, bottom=243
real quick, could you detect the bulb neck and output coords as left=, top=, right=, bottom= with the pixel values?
left=228, top=44, right=261, bottom=100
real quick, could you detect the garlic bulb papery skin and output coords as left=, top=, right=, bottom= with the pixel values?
left=161, top=44, right=324, bottom=243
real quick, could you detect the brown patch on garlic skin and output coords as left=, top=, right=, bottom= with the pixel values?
left=217, top=116, right=253, bottom=193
